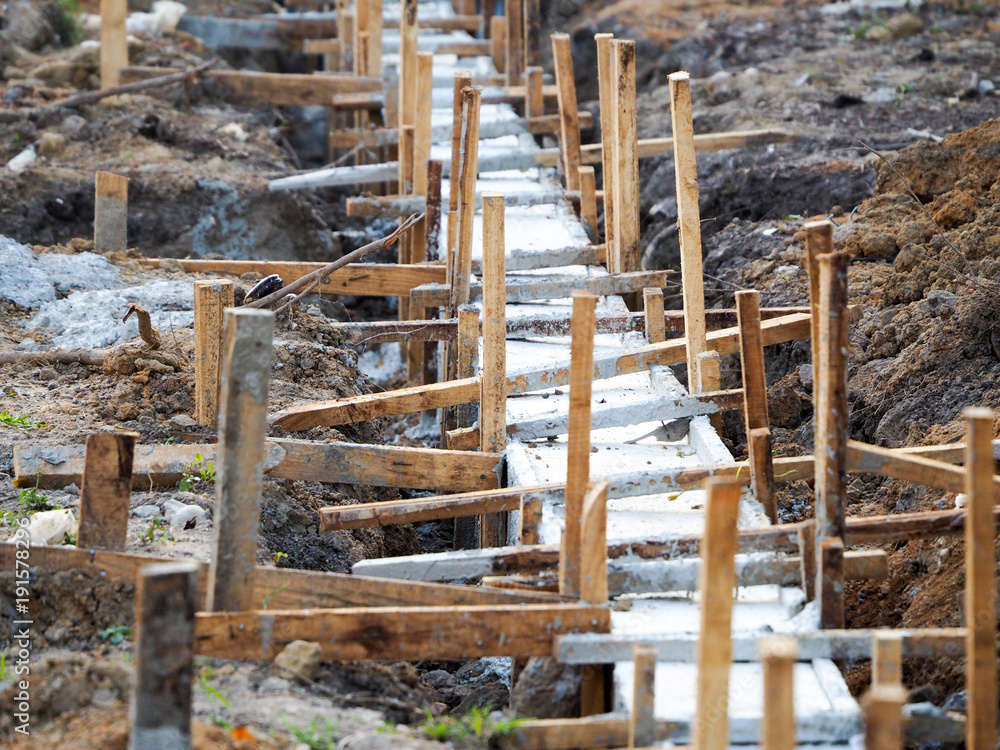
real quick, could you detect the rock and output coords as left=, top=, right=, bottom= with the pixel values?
left=943, top=690, right=967, bottom=712
left=38, top=131, right=68, bottom=157
left=258, top=676, right=293, bottom=694
left=886, top=12, right=924, bottom=37
left=62, top=483, right=80, bottom=496
left=274, top=640, right=322, bottom=682
left=793, top=73, right=811, bottom=87
left=979, top=79, right=995, bottom=95
left=6, top=145, right=37, bottom=173
left=219, top=123, right=249, bottom=142
left=170, top=414, right=198, bottom=429
left=420, top=669, right=455, bottom=688
left=62, top=114, right=88, bottom=140
left=954, top=493, right=967, bottom=509
left=163, top=499, right=207, bottom=528
left=3, top=1, right=54, bottom=51
left=864, top=86, right=897, bottom=104
left=510, top=657, right=580, bottom=719
left=37, top=367, right=58, bottom=381
left=864, top=25, right=892, bottom=41
left=132, top=504, right=160, bottom=518
left=27, top=508, right=77, bottom=545
left=299, top=357, right=316, bottom=370
left=863, top=232, right=899, bottom=260
left=338, top=731, right=444, bottom=750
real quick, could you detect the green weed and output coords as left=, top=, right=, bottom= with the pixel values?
left=285, top=717, right=339, bottom=750
left=422, top=705, right=529, bottom=747
left=179, top=453, right=215, bottom=493
left=98, top=625, right=132, bottom=645
left=0, top=411, right=47, bottom=429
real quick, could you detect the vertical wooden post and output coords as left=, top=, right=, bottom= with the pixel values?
left=456, top=305, right=479, bottom=426
left=526, top=66, right=545, bottom=120
left=669, top=71, right=708, bottom=390
left=340, top=11, right=355, bottom=72
left=963, top=406, right=999, bottom=750
left=611, top=39, right=640, bottom=310
left=629, top=643, right=657, bottom=748
left=863, top=686, right=907, bottom=750
left=559, top=291, right=598, bottom=598
left=506, top=0, right=523, bottom=87
left=643, top=287, right=666, bottom=343
left=480, top=0, right=492, bottom=36
left=100, top=0, right=128, bottom=88
left=551, top=33, right=583, bottom=192
left=798, top=519, right=816, bottom=600
left=872, top=631, right=903, bottom=689
left=694, top=477, right=741, bottom=750
left=411, top=51, right=434, bottom=258
left=519, top=495, right=543, bottom=545
left=129, top=561, right=199, bottom=750
left=398, top=125, right=415, bottom=196
left=425, top=159, right=444, bottom=264
left=447, top=72, right=473, bottom=279
left=803, top=221, right=832, bottom=400
left=579, top=166, right=598, bottom=239
left=480, top=193, right=507, bottom=547
left=759, top=637, right=797, bottom=750
left=206, top=309, right=274, bottom=613
left=194, top=280, right=235, bottom=427
left=523, top=0, right=541, bottom=69
left=595, top=33, right=616, bottom=263
left=815, top=251, right=849, bottom=628
left=736, top=290, right=776, bottom=521
left=94, top=171, right=129, bottom=255
left=77, top=430, right=138, bottom=551
left=580, top=480, right=609, bottom=604
left=400, top=0, right=418, bottom=129
left=452, top=87, right=482, bottom=311
left=490, top=16, right=507, bottom=74
left=367, top=0, right=383, bottom=78
left=354, top=0, right=369, bottom=74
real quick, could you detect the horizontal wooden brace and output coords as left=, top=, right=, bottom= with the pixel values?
left=119, top=67, right=382, bottom=107
left=0, top=543, right=566, bottom=609
left=13, top=438, right=502, bottom=493
left=578, top=127, right=798, bottom=165
left=194, top=603, right=610, bottom=661
left=142, top=260, right=445, bottom=297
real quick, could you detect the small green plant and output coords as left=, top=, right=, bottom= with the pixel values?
left=140, top=517, right=173, bottom=546
left=0, top=651, right=8, bottom=681
left=261, top=582, right=289, bottom=610
left=0, top=411, right=47, bottom=429
left=284, top=717, right=339, bottom=750
left=179, top=453, right=216, bottom=493
left=99, top=624, right=132, bottom=645
left=200, top=669, right=233, bottom=730
left=421, top=706, right=529, bottom=747
left=55, top=0, right=85, bottom=45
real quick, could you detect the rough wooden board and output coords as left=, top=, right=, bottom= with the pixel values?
left=120, top=67, right=382, bottom=106
left=0, top=543, right=567, bottom=609
left=144, top=259, right=446, bottom=297
left=319, top=487, right=525, bottom=530
left=194, top=604, right=611, bottom=661
left=577, top=128, right=799, bottom=164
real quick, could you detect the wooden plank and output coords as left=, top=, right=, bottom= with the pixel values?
left=491, top=16, right=507, bottom=73
left=367, top=0, right=382, bottom=77
left=579, top=166, right=598, bottom=240
left=502, top=715, right=680, bottom=750
left=120, top=67, right=382, bottom=106
left=399, top=0, right=418, bottom=129
left=177, top=15, right=339, bottom=51
left=578, top=128, right=799, bottom=164
left=130, top=562, right=199, bottom=750
left=872, top=631, right=904, bottom=688
left=94, top=171, right=128, bottom=255
left=452, top=86, right=482, bottom=312
left=596, top=33, right=616, bottom=258
left=670, top=71, right=708, bottom=389
left=798, top=520, right=816, bottom=600
left=864, top=685, right=908, bottom=750
left=100, top=0, right=127, bottom=88
left=630, top=644, right=657, bottom=747
left=803, top=221, right=831, bottom=411
left=481, top=194, right=507, bottom=547
left=456, top=306, right=479, bottom=429
left=193, top=280, right=234, bottom=426
left=145, top=259, right=445, bottom=297
left=560, top=291, right=598, bottom=598
left=694, top=478, right=741, bottom=750
left=964, top=407, right=999, bottom=750
left=319, top=487, right=524, bottom=530
left=846, top=440, right=967, bottom=494
left=208, top=309, right=274, bottom=612
left=760, top=637, right=797, bottom=750
left=77, top=431, right=137, bottom=552
left=520, top=494, right=544, bottom=546
left=194, top=604, right=611, bottom=661
left=506, top=0, right=524, bottom=87
left=643, top=288, right=666, bottom=343
left=526, top=66, right=545, bottom=120
left=819, top=537, right=845, bottom=629
left=552, top=33, right=583, bottom=191
left=749, top=428, right=776, bottom=522
left=580, top=481, right=609, bottom=604
left=612, top=39, right=640, bottom=288
left=815, top=251, right=850, bottom=628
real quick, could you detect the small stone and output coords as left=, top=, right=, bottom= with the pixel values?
left=132, top=504, right=160, bottom=518
left=886, top=12, right=924, bottom=38
left=38, top=131, right=68, bottom=158
left=37, top=367, right=58, bottom=381
left=864, top=25, right=892, bottom=42
left=864, top=87, right=897, bottom=105
left=62, top=483, right=80, bottom=496
left=979, top=79, right=995, bottom=95
left=943, top=690, right=967, bottom=712
left=169, top=414, right=198, bottom=429
left=299, top=357, right=316, bottom=370
left=62, top=115, right=88, bottom=140
left=163, top=499, right=207, bottom=528
left=273, top=640, right=321, bottom=682
left=421, top=669, right=455, bottom=688
left=258, top=676, right=293, bottom=694
left=793, top=73, right=811, bottom=87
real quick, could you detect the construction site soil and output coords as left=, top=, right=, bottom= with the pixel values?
left=1, top=0, right=999, bottom=745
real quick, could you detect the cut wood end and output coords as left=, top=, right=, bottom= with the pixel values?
left=668, top=71, right=691, bottom=83
left=802, top=219, right=834, bottom=232
left=95, top=171, right=129, bottom=200
left=758, top=635, right=799, bottom=661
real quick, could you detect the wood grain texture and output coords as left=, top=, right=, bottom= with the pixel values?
left=77, top=431, right=137, bottom=552
left=595, top=33, right=616, bottom=261
left=100, top=0, right=127, bottom=88
left=612, top=39, right=640, bottom=281
left=760, top=637, right=798, bottom=750
left=94, top=171, right=128, bottom=255
left=193, top=280, right=234, bottom=426
left=630, top=643, right=658, bottom=748
left=580, top=481, right=609, bottom=604
left=551, top=33, right=583, bottom=191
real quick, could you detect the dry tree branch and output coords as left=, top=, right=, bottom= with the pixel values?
left=244, top=212, right=425, bottom=312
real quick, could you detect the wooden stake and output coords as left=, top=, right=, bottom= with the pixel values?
left=447, top=71, right=473, bottom=286
left=643, top=287, right=666, bottom=343
left=94, top=171, right=128, bottom=255
left=963, top=406, right=998, bottom=750
left=580, top=480, right=609, bottom=604
left=559, top=291, right=598, bottom=598
left=129, top=561, right=199, bottom=750
left=425, top=160, right=444, bottom=263
left=340, top=11, right=354, bottom=72
left=694, top=477, right=741, bottom=750
left=526, top=66, right=545, bottom=120
left=819, top=537, right=845, bottom=629
left=480, top=193, right=507, bottom=548
left=456, top=305, right=480, bottom=429
left=579, top=166, right=598, bottom=239
left=490, top=16, right=507, bottom=74
left=815, top=251, right=849, bottom=628
left=206, top=309, right=274, bottom=612
left=400, top=0, right=418, bottom=128
left=629, top=643, right=657, bottom=748
left=452, top=86, right=482, bottom=311
left=863, top=685, right=907, bottom=750
left=77, top=430, right=138, bottom=551
left=519, top=495, right=543, bottom=546
left=413, top=51, right=434, bottom=209
left=872, top=631, right=903, bottom=689
left=612, top=39, right=640, bottom=300
left=193, top=280, right=235, bottom=427
left=552, top=33, right=583, bottom=192
left=798, top=519, right=816, bottom=600
left=595, top=33, right=616, bottom=263
left=506, top=0, right=524, bottom=87
left=367, top=0, right=383, bottom=78
left=736, top=290, right=775, bottom=520
left=759, top=637, right=797, bottom=750
left=803, top=221, right=832, bottom=399
left=669, top=71, right=708, bottom=389
left=523, top=0, right=541, bottom=69
left=398, top=124, right=415, bottom=195
left=99, top=0, right=128, bottom=88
